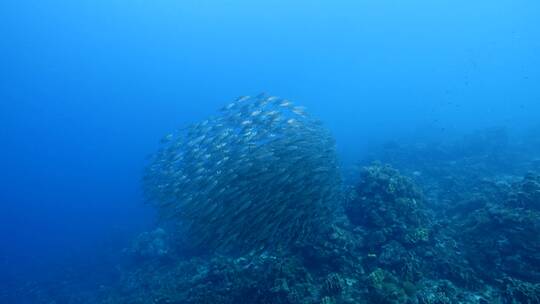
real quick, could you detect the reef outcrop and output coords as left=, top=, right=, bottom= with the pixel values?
left=460, top=172, right=540, bottom=285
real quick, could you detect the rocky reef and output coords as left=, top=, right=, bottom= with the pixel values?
left=460, top=172, right=540, bottom=285
left=100, top=160, right=539, bottom=303
left=12, top=116, right=540, bottom=303
left=345, top=163, right=430, bottom=251
left=89, top=116, right=540, bottom=304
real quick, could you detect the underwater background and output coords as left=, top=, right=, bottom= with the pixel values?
left=1, top=1, right=540, bottom=303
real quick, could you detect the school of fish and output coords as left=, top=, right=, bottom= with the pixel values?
left=143, top=94, right=342, bottom=253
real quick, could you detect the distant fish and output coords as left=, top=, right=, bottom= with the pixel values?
left=160, top=134, right=174, bottom=143
left=236, top=95, right=251, bottom=102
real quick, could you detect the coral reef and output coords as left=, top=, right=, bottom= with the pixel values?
left=105, top=252, right=331, bottom=304
left=103, top=162, right=518, bottom=304
left=345, top=164, right=429, bottom=249
left=460, top=173, right=540, bottom=284
left=14, top=124, right=540, bottom=304
left=345, top=164, right=440, bottom=285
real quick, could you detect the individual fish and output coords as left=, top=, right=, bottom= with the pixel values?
left=160, top=133, right=174, bottom=143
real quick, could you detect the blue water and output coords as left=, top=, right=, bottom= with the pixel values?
left=1, top=0, right=539, bottom=302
